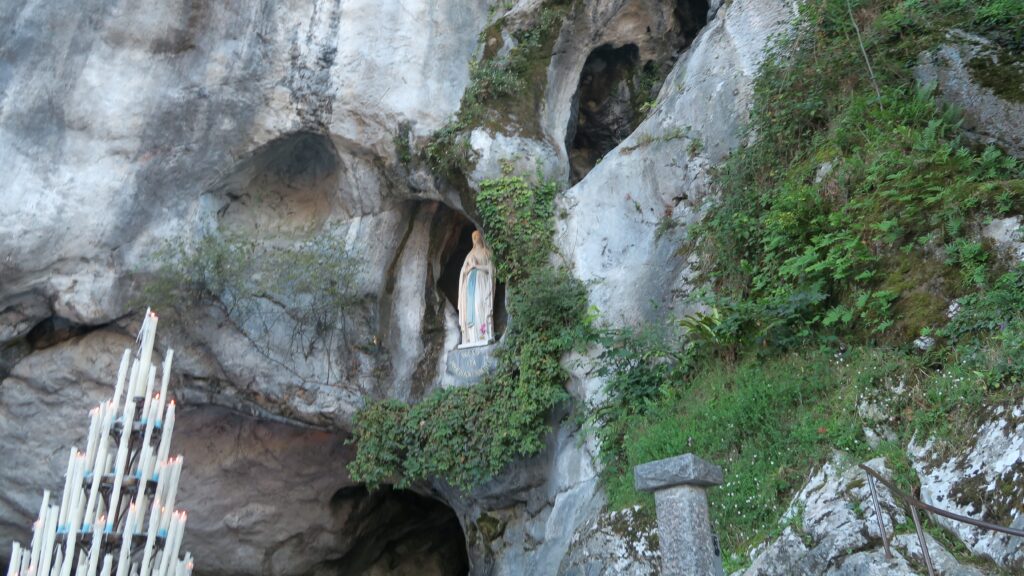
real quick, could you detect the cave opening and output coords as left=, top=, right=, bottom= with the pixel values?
left=327, top=486, right=469, bottom=575
left=437, top=214, right=507, bottom=341
left=566, top=0, right=710, bottom=182
left=215, top=130, right=340, bottom=234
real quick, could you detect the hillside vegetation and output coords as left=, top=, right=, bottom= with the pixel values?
left=592, top=0, right=1024, bottom=569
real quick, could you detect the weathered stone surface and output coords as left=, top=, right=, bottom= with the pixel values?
left=825, top=549, right=917, bottom=576
left=443, top=343, right=500, bottom=389
left=739, top=457, right=907, bottom=576
left=559, top=505, right=660, bottom=576
left=555, top=0, right=799, bottom=323
left=909, top=405, right=1024, bottom=571
left=893, top=533, right=987, bottom=576
left=635, top=453, right=723, bottom=491
left=654, top=485, right=724, bottom=576
left=916, top=30, right=1024, bottom=159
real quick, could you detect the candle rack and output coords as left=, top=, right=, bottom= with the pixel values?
left=6, top=310, right=194, bottom=576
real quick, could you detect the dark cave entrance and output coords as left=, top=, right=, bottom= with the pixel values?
left=328, top=486, right=468, bottom=575
left=437, top=214, right=507, bottom=340
left=566, top=0, right=711, bottom=182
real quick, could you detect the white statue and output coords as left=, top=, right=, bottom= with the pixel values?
left=458, top=230, right=496, bottom=347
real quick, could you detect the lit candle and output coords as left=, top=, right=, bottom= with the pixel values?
left=160, top=459, right=182, bottom=532
left=29, top=491, right=49, bottom=571
left=156, top=512, right=182, bottom=576
left=156, top=351, right=173, bottom=425
left=82, top=406, right=115, bottom=532
left=57, top=447, right=77, bottom=528
left=138, top=498, right=160, bottom=576
left=6, top=542, right=21, bottom=576
left=155, top=403, right=175, bottom=466
left=59, top=455, right=84, bottom=576
left=106, top=400, right=136, bottom=533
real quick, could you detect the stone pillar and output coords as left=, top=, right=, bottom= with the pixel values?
left=635, top=454, right=724, bottom=576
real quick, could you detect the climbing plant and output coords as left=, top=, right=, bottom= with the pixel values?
left=348, top=175, right=592, bottom=491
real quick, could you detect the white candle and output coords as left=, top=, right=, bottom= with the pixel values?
left=59, top=455, right=84, bottom=576
left=29, top=491, right=50, bottom=571
left=115, top=504, right=136, bottom=576
left=138, top=498, right=161, bottom=576
left=106, top=399, right=136, bottom=534
left=138, top=400, right=160, bottom=479
left=57, top=447, right=77, bottom=527
left=151, top=460, right=167, bottom=508
left=141, top=368, right=156, bottom=424
left=6, top=542, right=21, bottom=576
left=155, top=403, right=175, bottom=466
left=39, top=505, right=59, bottom=576
left=74, top=550, right=87, bottom=576
left=160, top=459, right=182, bottom=532
left=156, top=512, right=181, bottom=576
left=85, top=515, right=104, bottom=576
left=156, top=351, right=173, bottom=425
left=82, top=408, right=100, bottom=477
left=124, top=362, right=140, bottom=411
left=49, top=547, right=62, bottom=576
left=136, top=313, right=158, bottom=400
left=82, top=406, right=115, bottom=532
left=99, top=554, right=113, bottom=576
left=112, top=349, right=131, bottom=409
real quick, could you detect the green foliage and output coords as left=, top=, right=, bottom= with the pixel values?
left=141, top=232, right=359, bottom=354
left=693, top=0, right=1024, bottom=351
left=424, top=3, right=570, bottom=177
left=593, top=0, right=1024, bottom=570
left=476, top=172, right=559, bottom=283
left=349, top=165, right=588, bottom=491
left=348, top=267, right=591, bottom=490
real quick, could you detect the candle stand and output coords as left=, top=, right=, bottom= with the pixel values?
left=6, top=310, right=193, bottom=576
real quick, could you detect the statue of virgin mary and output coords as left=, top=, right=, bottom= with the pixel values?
left=458, top=230, right=496, bottom=347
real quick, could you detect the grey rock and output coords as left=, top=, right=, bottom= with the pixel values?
left=909, top=406, right=1024, bottom=571
left=826, top=549, right=917, bottom=576
left=893, top=533, right=987, bottom=576
left=916, top=30, right=1024, bottom=159
left=982, top=216, right=1024, bottom=262
left=739, top=457, right=908, bottom=576
left=634, top=453, right=724, bottom=491
left=559, top=505, right=660, bottom=576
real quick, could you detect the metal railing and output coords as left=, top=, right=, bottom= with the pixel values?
left=860, top=463, right=1024, bottom=576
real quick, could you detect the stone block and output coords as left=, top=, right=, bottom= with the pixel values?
left=634, top=454, right=723, bottom=492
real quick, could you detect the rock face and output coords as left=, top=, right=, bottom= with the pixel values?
left=737, top=456, right=999, bottom=576
left=909, top=405, right=1024, bottom=571
left=916, top=30, right=1024, bottom=159
left=559, top=506, right=659, bottom=576
left=0, top=0, right=799, bottom=574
